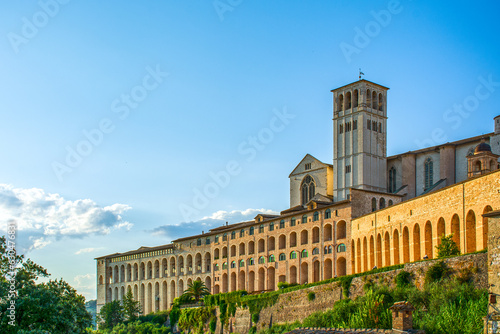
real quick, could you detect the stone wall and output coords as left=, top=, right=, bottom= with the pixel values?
left=221, top=252, right=487, bottom=334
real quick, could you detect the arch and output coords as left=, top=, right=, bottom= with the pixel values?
left=425, top=221, right=433, bottom=258
left=313, top=260, right=320, bottom=282
left=147, top=261, right=153, bottom=279
left=393, top=229, right=400, bottom=265
left=134, top=263, right=139, bottom=281
left=301, top=249, right=308, bottom=258
left=268, top=267, right=276, bottom=290
left=366, top=89, right=372, bottom=107
left=114, top=266, right=119, bottom=283
left=369, top=235, right=375, bottom=269
left=483, top=206, right=493, bottom=250
left=146, top=283, right=152, bottom=314
left=279, top=219, right=285, bottom=229
left=312, top=227, right=320, bottom=243
left=230, top=245, right=236, bottom=257
left=378, top=93, right=383, bottom=111
left=357, top=238, right=362, bottom=273
left=351, top=240, right=356, bottom=274
left=161, top=259, right=167, bottom=278
left=337, top=257, right=346, bottom=276
left=301, top=230, right=308, bottom=245
left=160, top=281, right=167, bottom=310
left=258, top=268, right=265, bottom=291
left=376, top=234, right=382, bottom=267
left=204, top=252, right=211, bottom=273
left=134, top=284, right=138, bottom=302
left=279, top=253, right=286, bottom=261
left=152, top=260, right=158, bottom=279
left=301, top=175, right=315, bottom=205
left=222, top=246, right=228, bottom=258
left=363, top=237, right=368, bottom=272
left=346, top=91, right=352, bottom=109
left=248, top=271, right=255, bottom=293
left=475, top=160, right=482, bottom=172
left=139, top=263, right=145, bottom=280
left=324, top=259, right=333, bottom=279
left=372, top=91, right=378, bottom=109
left=388, top=200, right=393, bottom=206
left=186, top=255, right=193, bottom=274
left=178, top=256, right=184, bottom=275
left=451, top=214, right=461, bottom=251
left=268, top=236, right=276, bottom=251
left=169, top=281, right=175, bottom=307
left=337, top=243, right=346, bottom=253
left=239, top=242, right=245, bottom=256
left=238, top=270, right=246, bottom=291
left=290, top=266, right=297, bottom=284
left=403, top=227, right=410, bottom=263
left=290, top=251, right=297, bottom=259
left=372, top=198, right=377, bottom=212
left=384, top=231, right=390, bottom=266
left=205, top=276, right=211, bottom=294
left=222, top=273, right=228, bottom=293
left=99, top=275, right=103, bottom=285
left=230, top=272, right=237, bottom=292
left=300, top=262, right=308, bottom=284
left=338, top=94, right=344, bottom=111
left=178, top=280, right=184, bottom=299
left=140, top=284, right=145, bottom=311
left=325, top=209, right=331, bottom=219
left=379, top=198, right=386, bottom=209
left=466, top=210, right=476, bottom=253
left=313, top=211, right=319, bottom=221
left=213, top=285, right=220, bottom=294
left=337, top=220, right=347, bottom=239
left=258, top=239, right=265, bottom=253
left=312, top=247, right=319, bottom=255
left=437, top=217, right=445, bottom=245
left=302, top=215, right=308, bottom=224
left=290, top=232, right=297, bottom=247
left=248, top=241, right=255, bottom=254
left=353, top=89, right=359, bottom=108
left=278, top=234, right=286, bottom=249
left=154, top=282, right=159, bottom=312
left=413, top=224, right=421, bottom=261
left=324, top=223, right=332, bottom=241
left=169, top=258, right=176, bottom=276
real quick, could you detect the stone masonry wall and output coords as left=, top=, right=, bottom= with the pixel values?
left=222, top=252, right=487, bottom=334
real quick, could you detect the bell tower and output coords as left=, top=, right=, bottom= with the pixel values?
left=331, top=79, right=389, bottom=201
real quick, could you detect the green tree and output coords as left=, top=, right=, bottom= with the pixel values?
left=0, top=236, right=92, bottom=333
left=183, top=280, right=210, bottom=303
left=436, top=234, right=461, bottom=258
left=122, top=289, right=141, bottom=321
left=97, top=300, right=123, bottom=330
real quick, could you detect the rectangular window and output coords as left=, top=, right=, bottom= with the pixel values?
left=345, top=165, right=351, bottom=173
left=305, top=163, right=311, bottom=170
left=367, top=120, right=371, bottom=130
left=340, top=124, right=343, bottom=134
left=373, top=121, right=377, bottom=132
left=353, top=120, right=357, bottom=130
left=290, top=218, right=296, bottom=227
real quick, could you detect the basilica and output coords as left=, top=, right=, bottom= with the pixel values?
left=96, top=79, right=500, bottom=315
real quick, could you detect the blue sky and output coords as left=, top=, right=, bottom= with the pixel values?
left=0, top=0, right=499, bottom=300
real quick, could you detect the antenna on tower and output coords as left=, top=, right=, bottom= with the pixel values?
left=359, top=68, right=365, bottom=80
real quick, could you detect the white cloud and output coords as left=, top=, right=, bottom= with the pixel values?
left=151, top=208, right=278, bottom=240
left=74, top=273, right=96, bottom=291
left=0, top=184, right=132, bottom=252
left=75, top=247, right=104, bottom=255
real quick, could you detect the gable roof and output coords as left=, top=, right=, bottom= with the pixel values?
left=289, top=154, right=332, bottom=177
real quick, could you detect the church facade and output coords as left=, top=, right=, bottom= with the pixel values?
left=96, top=79, right=500, bottom=315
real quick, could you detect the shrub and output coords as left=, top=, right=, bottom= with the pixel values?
left=425, top=261, right=451, bottom=284
left=252, top=313, right=260, bottom=323
left=394, top=270, right=412, bottom=288
left=307, top=292, right=316, bottom=301
left=436, top=234, right=460, bottom=258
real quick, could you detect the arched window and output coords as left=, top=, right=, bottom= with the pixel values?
left=372, top=198, right=377, bottom=212
left=249, top=226, right=254, bottom=235
left=197, top=238, right=201, bottom=246
left=214, top=264, right=219, bottom=271
left=302, top=215, right=308, bottom=224
left=313, top=211, right=319, bottom=221
left=301, top=175, right=315, bottom=205
left=337, top=243, right=346, bottom=252
left=239, top=260, right=245, bottom=268
left=424, top=158, right=434, bottom=190
left=388, top=167, right=396, bottom=193
left=328, top=245, right=333, bottom=254
left=215, top=235, right=219, bottom=243
left=366, top=89, right=372, bottom=107
left=259, top=225, right=264, bottom=233
left=339, top=94, right=344, bottom=111
left=231, top=261, right=236, bottom=268
left=325, top=209, right=331, bottom=219
left=249, top=258, right=254, bottom=265
left=475, top=161, right=482, bottom=172
left=291, top=218, right=296, bottom=226
left=312, top=248, right=319, bottom=255
left=280, top=220, right=285, bottom=229
left=388, top=199, right=393, bottom=206
left=269, top=255, right=275, bottom=263
left=258, top=256, right=265, bottom=264
left=378, top=93, right=383, bottom=111
left=222, top=262, right=228, bottom=269
left=301, top=250, right=308, bottom=258
left=240, top=229, right=245, bottom=237
left=290, top=251, right=297, bottom=259
left=279, top=253, right=286, bottom=261
left=353, top=89, right=359, bottom=108
left=379, top=198, right=386, bottom=209
left=223, top=233, right=227, bottom=241
left=346, top=91, right=352, bottom=109
left=231, top=231, right=236, bottom=240
left=269, top=222, right=274, bottom=231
